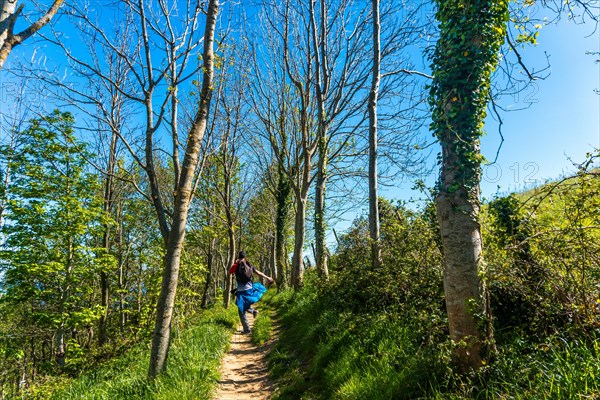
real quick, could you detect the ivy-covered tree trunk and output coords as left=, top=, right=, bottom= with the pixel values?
left=275, top=166, right=291, bottom=289
left=429, top=0, right=508, bottom=372
left=309, top=0, right=330, bottom=280
left=314, top=138, right=329, bottom=278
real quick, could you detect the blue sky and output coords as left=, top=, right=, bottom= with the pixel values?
left=332, top=15, right=600, bottom=240
left=376, top=15, right=600, bottom=209
left=1, top=2, right=598, bottom=240
left=479, top=18, right=600, bottom=198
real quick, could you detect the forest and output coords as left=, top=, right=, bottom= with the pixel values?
left=0, top=0, right=599, bottom=399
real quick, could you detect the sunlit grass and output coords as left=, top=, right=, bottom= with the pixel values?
left=26, top=305, right=238, bottom=400
left=268, top=281, right=600, bottom=400
left=251, top=311, right=273, bottom=346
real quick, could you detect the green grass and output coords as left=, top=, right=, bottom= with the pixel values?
left=424, top=336, right=600, bottom=400
left=251, top=311, right=273, bottom=346
left=266, top=284, right=442, bottom=400
left=24, top=305, right=239, bottom=400
left=268, top=281, right=600, bottom=400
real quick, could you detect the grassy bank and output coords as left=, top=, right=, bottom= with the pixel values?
left=265, top=177, right=600, bottom=399
left=267, top=279, right=600, bottom=400
left=22, top=305, right=238, bottom=400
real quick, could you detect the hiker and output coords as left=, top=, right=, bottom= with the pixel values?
left=229, top=251, right=273, bottom=334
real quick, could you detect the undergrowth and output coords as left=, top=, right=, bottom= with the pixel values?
left=251, top=306, right=274, bottom=346
left=267, top=194, right=600, bottom=399
left=269, top=280, right=600, bottom=400
left=22, top=305, right=238, bottom=399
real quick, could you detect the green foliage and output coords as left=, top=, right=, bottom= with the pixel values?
left=251, top=311, right=273, bottom=346
left=425, top=334, right=600, bottom=399
left=269, top=167, right=600, bottom=399
left=429, top=0, right=509, bottom=190
left=0, top=110, right=112, bottom=390
left=268, top=280, right=445, bottom=400
left=23, top=305, right=238, bottom=399
left=329, top=200, right=444, bottom=320
left=483, top=169, right=600, bottom=341
left=268, top=202, right=448, bottom=399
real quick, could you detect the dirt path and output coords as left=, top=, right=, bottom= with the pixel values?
left=214, top=317, right=276, bottom=400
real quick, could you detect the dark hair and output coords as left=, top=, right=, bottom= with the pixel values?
left=238, top=250, right=246, bottom=259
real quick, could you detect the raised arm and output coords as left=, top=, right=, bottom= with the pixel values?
left=254, top=269, right=273, bottom=283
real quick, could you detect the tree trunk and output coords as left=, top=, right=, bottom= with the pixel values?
left=148, top=222, right=185, bottom=377
left=99, top=269, right=109, bottom=345
left=275, top=167, right=291, bottom=288
left=56, top=238, right=74, bottom=368
left=201, top=237, right=216, bottom=308
left=0, top=0, right=19, bottom=69
left=314, top=136, right=329, bottom=278
left=99, top=125, right=118, bottom=346
left=430, top=0, right=508, bottom=372
left=147, top=0, right=218, bottom=379
left=436, top=183, right=483, bottom=370
left=270, top=234, right=276, bottom=281
left=223, top=223, right=235, bottom=308
left=310, top=0, right=329, bottom=279
left=368, top=0, right=382, bottom=270
left=118, top=238, right=125, bottom=332
left=291, top=195, right=306, bottom=289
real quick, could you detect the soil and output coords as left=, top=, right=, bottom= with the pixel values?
left=214, top=315, right=276, bottom=400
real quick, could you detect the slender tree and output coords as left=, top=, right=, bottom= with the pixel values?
left=35, top=0, right=220, bottom=377
left=368, top=0, right=382, bottom=270
left=148, top=0, right=219, bottom=378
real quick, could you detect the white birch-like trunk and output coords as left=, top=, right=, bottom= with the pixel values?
left=368, top=0, right=382, bottom=270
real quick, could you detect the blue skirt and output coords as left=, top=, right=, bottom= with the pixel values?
left=235, top=282, right=268, bottom=313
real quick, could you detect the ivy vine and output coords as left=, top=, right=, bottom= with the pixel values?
left=429, top=0, right=509, bottom=193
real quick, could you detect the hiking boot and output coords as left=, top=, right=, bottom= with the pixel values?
left=252, top=309, right=258, bottom=318
left=242, top=329, right=252, bottom=334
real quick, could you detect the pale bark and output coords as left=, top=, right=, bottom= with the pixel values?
left=430, top=0, right=508, bottom=372
left=283, top=0, right=316, bottom=289
left=0, top=0, right=64, bottom=68
left=290, top=195, right=306, bottom=289
left=251, top=0, right=318, bottom=290
left=436, top=182, right=483, bottom=370
left=368, top=0, right=382, bottom=270
left=148, top=0, right=219, bottom=378
left=223, top=220, right=235, bottom=308
left=310, top=0, right=329, bottom=279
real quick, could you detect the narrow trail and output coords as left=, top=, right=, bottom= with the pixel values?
left=214, top=315, right=277, bottom=400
